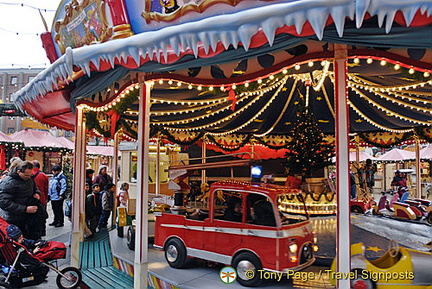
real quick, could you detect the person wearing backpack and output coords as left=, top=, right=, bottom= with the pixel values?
left=85, top=183, right=102, bottom=234
left=48, top=165, right=67, bottom=228
left=98, top=183, right=115, bottom=230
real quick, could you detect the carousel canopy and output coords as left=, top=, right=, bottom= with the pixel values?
left=12, top=0, right=432, bottom=148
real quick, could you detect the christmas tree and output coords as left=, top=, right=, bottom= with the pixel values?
left=284, top=102, right=334, bottom=177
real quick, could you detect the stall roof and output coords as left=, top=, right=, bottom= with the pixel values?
left=420, top=144, right=432, bottom=160
left=376, top=148, right=416, bottom=161
left=9, top=129, right=71, bottom=151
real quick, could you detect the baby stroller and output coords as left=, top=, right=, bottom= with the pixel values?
left=0, top=217, right=82, bottom=289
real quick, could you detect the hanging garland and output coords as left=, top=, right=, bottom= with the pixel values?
left=415, top=127, right=432, bottom=143
left=207, top=134, right=252, bottom=151
left=255, top=137, right=289, bottom=150
left=358, top=131, right=413, bottom=148
left=85, top=111, right=111, bottom=138
left=113, top=89, right=139, bottom=114
left=279, top=191, right=336, bottom=203
left=160, top=128, right=204, bottom=146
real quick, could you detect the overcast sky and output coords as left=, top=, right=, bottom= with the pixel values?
left=0, top=1, right=61, bottom=69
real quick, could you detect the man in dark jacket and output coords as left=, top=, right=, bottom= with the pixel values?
left=0, top=161, right=41, bottom=238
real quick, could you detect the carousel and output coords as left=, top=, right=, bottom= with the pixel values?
left=13, top=0, right=432, bottom=288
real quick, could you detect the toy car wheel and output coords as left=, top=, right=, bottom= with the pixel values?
left=0, top=281, right=12, bottom=289
left=56, top=266, right=82, bottom=289
left=164, top=238, right=187, bottom=268
left=351, top=269, right=376, bottom=289
left=127, top=226, right=135, bottom=250
left=427, top=212, right=432, bottom=224
left=232, top=252, right=263, bottom=287
left=351, top=205, right=363, bottom=214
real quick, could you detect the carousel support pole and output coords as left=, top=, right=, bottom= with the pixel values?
left=156, top=138, right=161, bottom=196
left=354, top=134, right=360, bottom=163
left=334, top=44, right=351, bottom=289
left=414, top=136, right=421, bottom=198
left=201, top=138, right=207, bottom=185
left=134, top=77, right=150, bottom=288
left=71, top=104, right=86, bottom=267
left=111, top=131, right=120, bottom=228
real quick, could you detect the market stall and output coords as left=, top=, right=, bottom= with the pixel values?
left=12, top=0, right=432, bottom=288
left=9, top=129, right=72, bottom=173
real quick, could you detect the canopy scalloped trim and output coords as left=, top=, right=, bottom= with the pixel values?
left=13, top=0, right=432, bottom=110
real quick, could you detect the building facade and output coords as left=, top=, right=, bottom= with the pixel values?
left=0, top=68, right=43, bottom=134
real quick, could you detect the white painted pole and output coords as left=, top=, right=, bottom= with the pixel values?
left=201, top=139, right=207, bottom=184
left=111, top=131, right=120, bottom=227
left=156, top=139, right=160, bottom=195
left=71, top=104, right=86, bottom=267
left=415, top=138, right=421, bottom=198
left=134, top=78, right=150, bottom=288
left=334, top=44, right=351, bottom=289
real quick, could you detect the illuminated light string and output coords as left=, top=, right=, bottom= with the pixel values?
left=350, top=87, right=431, bottom=126
left=351, top=56, right=432, bottom=74
left=82, top=83, right=140, bottom=112
left=207, top=76, right=290, bottom=136
left=254, top=78, right=299, bottom=137
left=348, top=75, right=432, bottom=97
left=162, top=89, right=265, bottom=130
left=152, top=93, right=252, bottom=124
left=151, top=96, right=225, bottom=106
left=348, top=100, right=415, bottom=133
left=150, top=95, right=248, bottom=117
left=371, top=90, right=431, bottom=113
left=347, top=83, right=431, bottom=113
left=82, top=59, right=430, bottom=134
left=151, top=76, right=287, bottom=124
left=377, top=90, right=431, bottom=105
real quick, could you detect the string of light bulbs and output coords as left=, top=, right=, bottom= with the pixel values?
left=349, top=87, right=431, bottom=126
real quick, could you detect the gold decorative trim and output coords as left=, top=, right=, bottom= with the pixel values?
left=142, top=0, right=243, bottom=24
left=112, top=24, right=134, bottom=39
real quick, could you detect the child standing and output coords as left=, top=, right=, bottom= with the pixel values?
left=118, top=182, right=130, bottom=208
left=85, top=183, right=102, bottom=233
left=98, top=183, right=115, bottom=230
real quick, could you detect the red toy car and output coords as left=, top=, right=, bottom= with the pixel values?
left=154, top=180, right=318, bottom=286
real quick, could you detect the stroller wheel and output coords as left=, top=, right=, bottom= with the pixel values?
left=56, top=267, right=82, bottom=289
left=0, top=281, right=11, bottom=289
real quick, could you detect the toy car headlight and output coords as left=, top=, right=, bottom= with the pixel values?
left=289, top=243, right=298, bottom=253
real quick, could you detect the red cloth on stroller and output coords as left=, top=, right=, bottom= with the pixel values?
left=33, top=241, right=66, bottom=261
